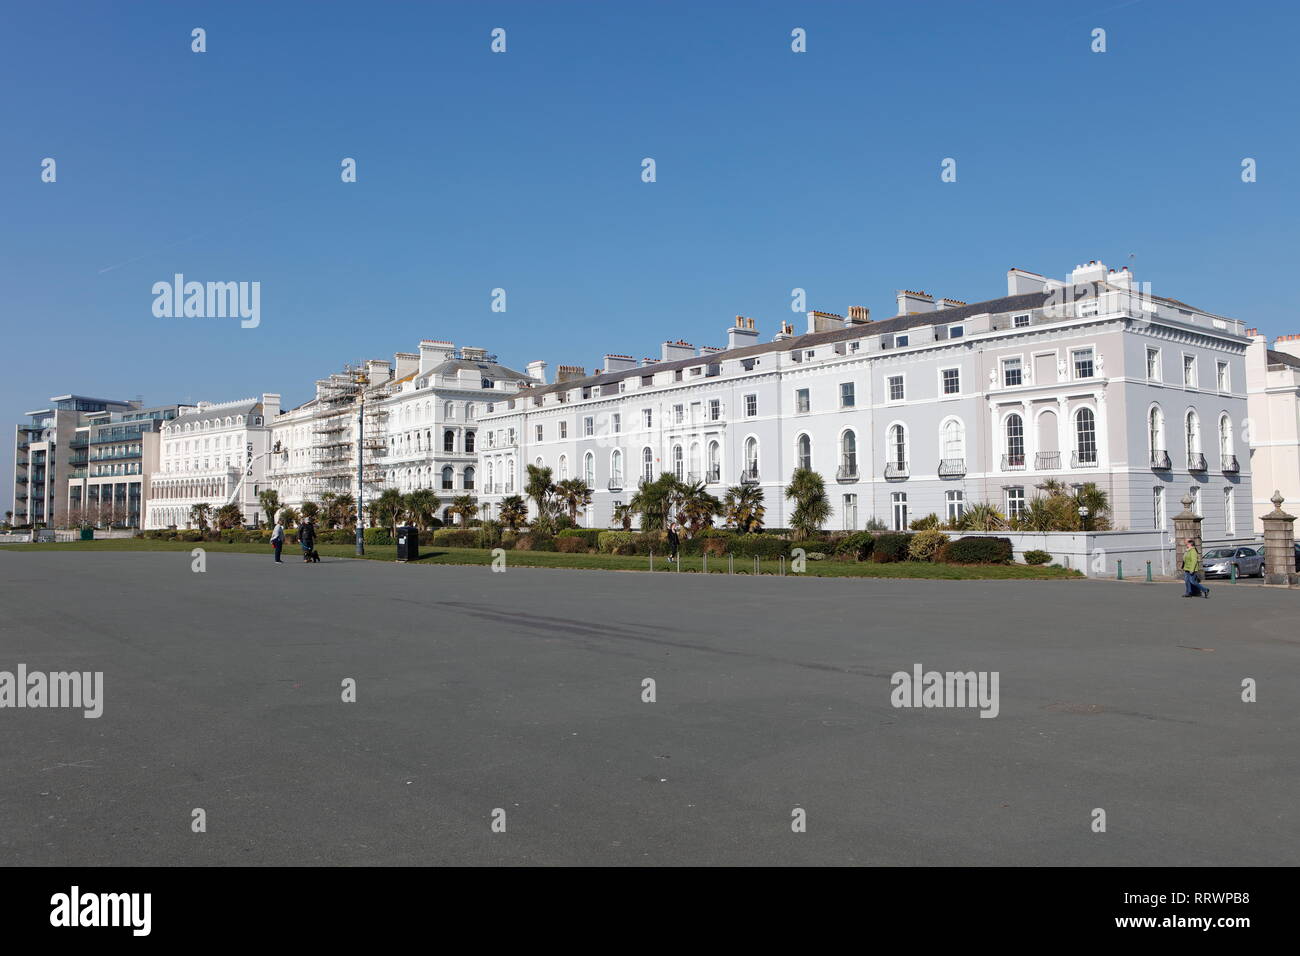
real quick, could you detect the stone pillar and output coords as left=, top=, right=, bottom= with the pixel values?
left=1261, top=490, right=1297, bottom=586
left=1172, top=493, right=1203, bottom=572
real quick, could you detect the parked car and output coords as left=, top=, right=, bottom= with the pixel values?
left=1202, top=546, right=1265, bottom=579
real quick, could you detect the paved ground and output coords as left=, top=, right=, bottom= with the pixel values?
left=1, top=551, right=1297, bottom=866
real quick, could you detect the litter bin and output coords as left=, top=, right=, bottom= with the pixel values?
left=80, top=528, right=94, bottom=541
left=396, top=525, right=419, bottom=562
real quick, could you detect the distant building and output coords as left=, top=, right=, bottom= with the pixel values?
left=145, top=395, right=280, bottom=529
left=1245, top=332, right=1300, bottom=533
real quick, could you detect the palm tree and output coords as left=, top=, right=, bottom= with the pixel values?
left=1073, top=482, right=1112, bottom=530
left=611, top=502, right=634, bottom=531
left=629, top=472, right=680, bottom=531
left=959, top=501, right=1006, bottom=531
left=449, top=494, right=479, bottom=527
left=525, top=464, right=554, bottom=523
left=676, top=480, right=722, bottom=536
left=404, top=489, right=442, bottom=529
left=215, top=503, right=243, bottom=530
left=332, top=493, right=357, bottom=529
left=319, top=491, right=338, bottom=527
left=300, top=500, right=320, bottom=523
left=278, top=506, right=300, bottom=528
left=258, top=489, right=280, bottom=528
left=370, top=488, right=406, bottom=538
left=723, top=484, right=766, bottom=534
left=785, top=468, right=830, bottom=540
left=189, top=502, right=212, bottom=532
left=553, top=478, right=593, bottom=524
left=498, top=495, right=528, bottom=532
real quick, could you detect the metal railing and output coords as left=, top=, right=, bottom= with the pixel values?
left=740, top=466, right=760, bottom=485
left=706, top=467, right=721, bottom=483
left=607, top=477, right=624, bottom=491
left=1071, top=452, right=1099, bottom=469
left=836, top=460, right=859, bottom=481
left=1150, top=449, right=1171, bottom=469
left=1187, top=452, right=1207, bottom=472
left=1035, top=451, right=1061, bottom=470
left=1222, top=454, right=1239, bottom=473
left=1001, top=453, right=1026, bottom=470
left=884, top=461, right=909, bottom=479
left=938, top=458, right=966, bottom=478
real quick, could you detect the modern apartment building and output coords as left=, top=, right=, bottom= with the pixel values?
left=1245, top=331, right=1300, bottom=533
left=144, top=395, right=280, bottom=529
left=10, top=394, right=139, bottom=528
left=476, top=261, right=1255, bottom=542
left=266, top=340, right=535, bottom=522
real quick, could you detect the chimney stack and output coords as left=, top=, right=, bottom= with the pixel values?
left=366, top=359, right=392, bottom=385
left=846, top=306, right=871, bottom=324
left=526, top=360, right=548, bottom=384
left=603, top=354, right=637, bottom=373
left=393, top=352, right=419, bottom=378
left=806, top=310, right=842, bottom=334
left=661, top=340, right=695, bottom=362
left=556, top=365, right=586, bottom=383
left=727, top=316, right=759, bottom=350
left=418, top=339, right=455, bottom=374
left=261, top=393, right=281, bottom=419
left=896, top=290, right=936, bottom=315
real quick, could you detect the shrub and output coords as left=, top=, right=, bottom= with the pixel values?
left=1023, top=549, right=1052, bottom=566
left=728, top=535, right=791, bottom=559
left=908, top=529, right=950, bottom=562
left=476, top=520, right=503, bottom=548
left=558, top=528, right=602, bottom=548
left=870, top=532, right=912, bottom=563
left=515, top=533, right=556, bottom=552
left=500, top=531, right=518, bottom=551
left=432, top=529, right=481, bottom=548
left=832, top=531, right=876, bottom=561
left=681, top=528, right=733, bottom=556
left=909, top=513, right=942, bottom=531
left=363, top=527, right=392, bottom=546
left=937, top=536, right=1014, bottom=565
left=598, top=531, right=639, bottom=554
left=555, top=536, right=589, bottom=553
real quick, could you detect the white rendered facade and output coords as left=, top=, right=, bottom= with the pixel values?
left=266, top=341, right=534, bottom=522
left=1245, top=332, right=1300, bottom=534
left=477, top=262, right=1255, bottom=544
left=145, top=395, right=279, bottom=528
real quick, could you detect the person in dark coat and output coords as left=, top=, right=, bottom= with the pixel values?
left=300, top=519, right=317, bottom=563
left=666, top=524, right=681, bottom=563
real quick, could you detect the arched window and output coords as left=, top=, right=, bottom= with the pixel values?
left=465, top=431, right=475, bottom=453
left=1219, top=414, right=1233, bottom=460
left=1005, top=414, right=1025, bottom=467
left=642, top=447, right=654, bottom=482
left=796, top=434, right=811, bottom=471
left=689, top=442, right=701, bottom=480
left=1075, top=408, right=1097, bottom=465
left=744, top=437, right=759, bottom=479
left=487, top=460, right=495, bottom=492
left=506, top=458, right=515, bottom=492
left=558, top=455, right=568, bottom=480
left=1149, top=406, right=1164, bottom=454
left=611, top=449, right=623, bottom=485
left=583, top=453, right=595, bottom=487
left=707, top=441, right=720, bottom=482
left=840, top=430, right=858, bottom=478
left=1186, top=410, right=1201, bottom=453
left=444, top=402, right=455, bottom=420
left=941, top=419, right=964, bottom=461
left=465, top=404, right=475, bottom=421
left=888, top=424, right=907, bottom=467
left=463, top=466, right=475, bottom=490
left=672, top=444, right=684, bottom=480
left=443, top=430, right=455, bottom=453
left=441, top=466, right=454, bottom=490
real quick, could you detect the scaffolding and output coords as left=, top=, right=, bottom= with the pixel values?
left=305, top=365, right=398, bottom=494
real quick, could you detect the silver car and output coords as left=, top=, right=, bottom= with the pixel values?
left=1202, top=546, right=1265, bottom=579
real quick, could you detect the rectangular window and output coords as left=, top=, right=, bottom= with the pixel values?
left=804, top=350, right=815, bottom=361
left=673, top=405, right=684, bottom=424
left=612, top=413, right=621, bottom=433
left=535, top=425, right=543, bottom=442
left=1073, top=348, right=1095, bottom=379
left=1184, top=355, right=1197, bottom=387
left=1224, top=488, right=1235, bottom=536
left=641, top=375, right=654, bottom=387
left=896, top=334, right=909, bottom=348
left=795, top=389, right=810, bottom=413
left=708, top=398, right=721, bottom=421
left=948, top=325, right=964, bottom=339
left=1005, top=486, right=1026, bottom=519
left=945, top=490, right=965, bottom=523
left=1217, top=361, right=1230, bottom=392
left=559, top=422, right=568, bottom=439
left=1013, top=314, right=1031, bottom=328
left=842, top=494, right=857, bottom=531
left=840, top=382, right=855, bottom=408
left=642, top=409, right=652, bottom=429
left=1003, top=358, right=1022, bottom=387
left=887, top=375, right=905, bottom=402
left=1146, top=348, right=1161, bottom=382
left=674, top=369, right=683, bottom=382
left=891, top=492, right=908, bottom=531
left=941, top=368, right=960, bottom=395
left=744, top=394, right=757, bottom=417
left=583, top=417, right=594, bottom=437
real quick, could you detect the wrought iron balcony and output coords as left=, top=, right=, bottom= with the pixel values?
left=1035, top=451, right=1061, bottom=470
left=1222, top=454, right=1239, bottom=474
left=884, top=461, right=909, bottom=479
left=836, top=460, right=859, bottom=481
left=1071, top=452, right=1099, bottom=469
left=938, top=458, right=966, bottom=478
left=607, top=477, right=624, bottom=491
left=740, top=466, right=760, bottom=485
left=1001, top=453, right=1026, bottom=471
left=1187, top=452, right=1207, bottom=472
left=706, top=466, right=721, bottom=483
left=1150, top=449, right=1171, bottom=470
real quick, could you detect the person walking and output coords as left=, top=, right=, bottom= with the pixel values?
left=667, top=524, right=681, bottom=564
left=300, top=518, right=316, bottom=563
left=1182, top=538, right=1209, bottom=598
left=271, top=519, right=285, bottom=564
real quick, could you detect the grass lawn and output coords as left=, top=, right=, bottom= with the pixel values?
left=0, top=538, right=1084, bottom=580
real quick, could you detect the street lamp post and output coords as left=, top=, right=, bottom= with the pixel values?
left=1079, top=504, right=1090, bottom=533
left=355, top=390, right=366, bottom=557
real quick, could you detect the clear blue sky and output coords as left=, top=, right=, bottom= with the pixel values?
left=3, top=0, right=1297, bottom=489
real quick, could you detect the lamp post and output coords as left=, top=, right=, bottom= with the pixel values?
left=1079, top=504, right=1090, bottom=533
left=355, top=389, right=366, bottom=557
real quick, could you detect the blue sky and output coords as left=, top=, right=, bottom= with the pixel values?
left=3, top=0, right=1297, bottom=488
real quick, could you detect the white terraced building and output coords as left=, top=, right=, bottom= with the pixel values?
left=476, top=261, right=1255, bottom=542
left=266, top=340, right=535, bottom=523
left=145, top=395, right=279, bottom=529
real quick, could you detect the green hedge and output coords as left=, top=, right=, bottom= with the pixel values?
left=728, top=534, right=792, bottom=558
left=557, top=528, right=602, bottom=548
left=515, top=532, right=556, bottom=552
left=363, top=527, right=392, bottom=546
left=869, top=533, right=912, bottom=563
left=1023, top=549, right=1051, bottom=566
left=937, top=536, right=1014, bottom=564
left=432, top=528, right=480, bottom=547
left=598, top=531, right=640, bottom=554
left=831, top=531, right=876, bottom=560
